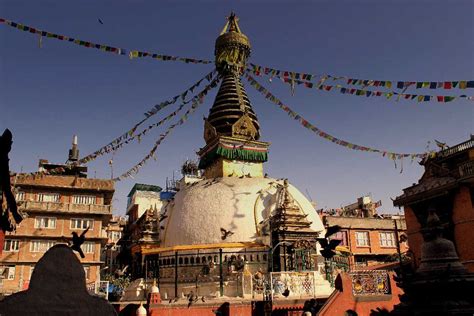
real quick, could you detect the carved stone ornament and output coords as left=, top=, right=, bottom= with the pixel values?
left=232, top=114, right=257, bottom=140
left=203, top=119, right=218, bottom=143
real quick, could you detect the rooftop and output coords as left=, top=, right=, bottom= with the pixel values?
left=127, top=183, right=163, bottom=197
left=324, top=216, right=406, bottom=230
left=14, top=174, right=114, bottom=191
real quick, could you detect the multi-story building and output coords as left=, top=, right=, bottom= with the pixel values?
left=102, top=215, right=126, bottom=274
left=394, top=136, right=474, bottom=272
left=320, top=196, right=408, bottom=268
left=324, top=215, right=408, bottom=268
left=0, top=137, right=114, bottom=294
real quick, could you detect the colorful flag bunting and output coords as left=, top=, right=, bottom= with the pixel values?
left=114, top=76, right=221, bottom=181
left=245, top=73, right=427, bottom=160
left=253, top=68, right=473, bottom=103
left=249, top=63, right=474, bottom=91
left=0, top=18, right=212, bottom=65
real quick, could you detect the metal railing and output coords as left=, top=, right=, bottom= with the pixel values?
left=436, top=139, right=474, bottom=159
left=270, top=271, right=319, bottom=300
left=20, top=201, right=112, bottom=214
left=459, top=161, right=474, bottom=178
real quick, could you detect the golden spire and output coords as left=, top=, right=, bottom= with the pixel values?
left=203, top=13, right=259, bottom=143
left=215, top=12, right=251, bottom=75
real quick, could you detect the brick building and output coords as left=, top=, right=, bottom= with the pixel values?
left=394, top=136, right=474, bottom=272
left=0, top=137, right=114, bottom=294
left=324, top=215, right=408, bottom=268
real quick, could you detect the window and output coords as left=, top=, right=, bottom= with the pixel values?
left=379, top=232, right=396, bottom=247
left=15, top=191, right=25, bottom=201
left=108, top=231, right=121, bottom=241
left=3, top=239, right=19, bottom=252
left=73, top=195, right=96, bottom=205
left=355, top=231, right=370, bottom=247
left=35, top=217, right=57, bottom=229
left=70, top=218, right=94, bottom=230
left=30, top=240, right=55, bottom=252
left=331, top=231, right=348, bottom=246
left=37, top=193, right=60, bottom=203
left=6, top=266, right=15, bottom=280
left=83, top=242, right=95, bottom=254
left=83, top=266, right=90, bottom=279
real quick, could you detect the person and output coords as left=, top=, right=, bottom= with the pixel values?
left=0, top=129, right=23, bottom=232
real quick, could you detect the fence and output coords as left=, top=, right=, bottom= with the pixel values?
left=270, top=271, right=318, bottom=300
left=86, top=281, right=110, bottom=300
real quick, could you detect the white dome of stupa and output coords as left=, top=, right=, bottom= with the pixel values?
left=161, top=176, right=324, bottom=248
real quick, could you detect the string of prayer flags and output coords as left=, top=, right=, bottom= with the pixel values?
left=249, top=63, right=474, bottom=91
left=79, top=70, right=218, bottom=165
left=15, top=71, right=220, bottom=181
left=114, top=75, right=221, bottom=181
left=248, top=67, right=473, bottom=103
left=0, top=18, right=212, bottom=65
left=245, top=73, right=427, bottom=160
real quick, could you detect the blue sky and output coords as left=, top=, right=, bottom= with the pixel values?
left=1, top=0, right=473, bottom=215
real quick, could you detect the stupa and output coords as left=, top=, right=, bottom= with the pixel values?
left=140, top=13, right=331, bottom=303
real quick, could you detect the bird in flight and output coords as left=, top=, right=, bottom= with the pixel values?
left=98, top=18, right=104, bottom=25
left=71, top=227, right=89, bottom=258
left=220, top=228, right=234, bottom=240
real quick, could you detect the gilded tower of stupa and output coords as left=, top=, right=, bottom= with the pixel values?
left=198, top=13, right=269, bottom=178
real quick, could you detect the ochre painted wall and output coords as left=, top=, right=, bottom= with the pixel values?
left=404, top=186, right=474, bottom=272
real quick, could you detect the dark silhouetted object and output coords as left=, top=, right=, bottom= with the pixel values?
left=220, top=228, right=234, bottom=240
left=71, top=227, right=89, bottom=258
left=317, top=225, right=342, bottom=259
left=187, top=291, right=198, bottom=308
left=0, top=129, right=23, bottom=232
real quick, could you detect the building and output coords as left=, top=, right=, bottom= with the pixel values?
left=324, top=215, right=408, bottom=268
left=320, top=196, right=408, bottom=269
left=393, top=136, right=474, bottom=272
left=103, top=215, right=126, bottom=274
left=121, top=183, right=173, bottom=277
left=116, top=13, right=333, bottom=315
left=0, top=137, right=114, bottom=294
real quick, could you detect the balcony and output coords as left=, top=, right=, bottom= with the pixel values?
left=459, top=161, right=474, bottom=179
left=437, top=139, right=474, bottom=159
left=20, top=201, right=112, bottom=215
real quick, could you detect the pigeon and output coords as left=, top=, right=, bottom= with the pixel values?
left=187, top=291, right=198, bottom=308
left=169, top=296, right=180, bottom=304
left=98, top=18, right=104, bottom=25
left=282, top=288, right=290, bottom=297
left=220, top=228, right=234, bottom=240
left=115, top=265, right=128, bottom=277
left=71, top=227, right=89, bottom=258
